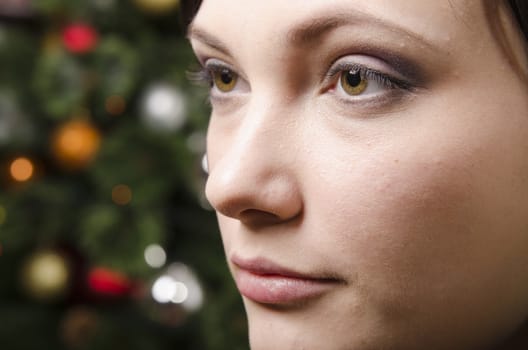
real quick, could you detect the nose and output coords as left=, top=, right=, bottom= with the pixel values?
left=204, top=103, right=303, bottom=227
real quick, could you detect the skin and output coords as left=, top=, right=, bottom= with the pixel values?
left=189, top=0, right=528, bottom=349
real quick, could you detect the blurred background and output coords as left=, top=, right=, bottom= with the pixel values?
left=0, top=0, right=247, bottom=349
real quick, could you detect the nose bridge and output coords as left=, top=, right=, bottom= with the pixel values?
left=221, top=94, right=294, bottom=178
left=205, top=94, right=302, bottom=223
left=240, top=99, right=288, bottom=161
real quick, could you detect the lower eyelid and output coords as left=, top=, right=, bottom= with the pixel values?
left=330, top=87, right=417, bottom=114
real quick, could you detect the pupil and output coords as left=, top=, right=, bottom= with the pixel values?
left=220, top=69, right=233, bottom=84
left=346, top=70, right=362, bottom=87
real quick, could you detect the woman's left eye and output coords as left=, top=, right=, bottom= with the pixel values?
left=333, top=66, right=394, bottom=99
left=326, top=61, right=411, bottom=101
left=339, top=69, right=369, bottom=96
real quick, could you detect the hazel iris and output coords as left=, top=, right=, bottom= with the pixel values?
left=213, top=68, right=238, bottom=92
left=340, top=69, right=368, bottom=96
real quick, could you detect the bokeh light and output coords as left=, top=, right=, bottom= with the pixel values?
left=105, top=94, right=126, bottom=116
left=152, top=276, right=177, bottom=303
left=144, top=244, right=167, bottom=268
left=151, top=263, right=203, bottom=312
left=51, top=119, right=101, bottom=169
left=152, top=278, right=188, bottom=304
left=201, top=153, right=208, bottom=174
left=62, top=23, right=98, bottom=54
left=10, top=157, right=34, bottom=182
left=20, top=250, right=71, bottom=301
left=141, top=83, right=187, bottom=131
left=87, top=267, right=132, bottom=296
left=111, top=184, right=132, bottom=205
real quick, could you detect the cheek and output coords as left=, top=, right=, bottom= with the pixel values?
left=304, top=93, right=528, bottom=330
left=311, top=140, right=479, bottom=286
left=216, top=214, right=237, bottom=253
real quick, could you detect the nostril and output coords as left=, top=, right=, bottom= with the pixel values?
left=238, top=209, right=283, bottom=226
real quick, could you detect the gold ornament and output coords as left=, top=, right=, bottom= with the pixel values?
left=133, top=0, right=180, bottom=15
left=20, top=250, right=71, bottom=302
left=51, top=119, right=101, bottom=170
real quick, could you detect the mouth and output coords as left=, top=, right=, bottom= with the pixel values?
left=231, top=255, right=344, bottom=306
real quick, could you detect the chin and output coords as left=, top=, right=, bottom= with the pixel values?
left=242, top=297, right=390, bottom=350
left=242, top=296, right=510, bottom=350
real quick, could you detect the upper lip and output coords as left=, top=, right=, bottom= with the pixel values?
left=231, top=255, right=341, bottom=282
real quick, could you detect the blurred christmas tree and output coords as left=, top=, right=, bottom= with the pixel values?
left=0, top=0, right=247, bottom=349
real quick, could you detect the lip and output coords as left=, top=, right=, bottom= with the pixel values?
left=231, top=255, right=343, bottom=305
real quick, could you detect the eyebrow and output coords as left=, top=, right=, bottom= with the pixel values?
left=188, top=8, right=440, bottom=55
left=188, top=25, right=233, bottom=56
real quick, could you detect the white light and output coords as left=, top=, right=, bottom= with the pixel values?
left=167, top=263, right=204, bottom=311
left=171, top=281, right=189, bottom=304
left=182, top=278, right=203, bottom=311
left=147, top=90, right=173, bottom=115
left=201, top=154, right=208, bottom=174
left=144, top=244, right=167, bottom=268
left=152, top=276, right=176, bottom=303
left=151, top=263, right=204, bottom=311
left=142, top=83, right=186, bottom=131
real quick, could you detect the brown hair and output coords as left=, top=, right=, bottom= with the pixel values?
left=510, top=0, right=528, bottom=40
left=181, top=0, right=202, bottom=31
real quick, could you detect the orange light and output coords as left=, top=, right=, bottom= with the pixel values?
left=105, top=95, right=126, bottom=116
left=10, top=157, right=34, bottom=182
left=112, top=184, right=132, bottom=206
left=51, top=120, right=101, bottom=169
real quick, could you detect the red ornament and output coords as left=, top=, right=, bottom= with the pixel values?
left=62, top=23, right=98, bottom=54
left=87, top=267, right=133, bottom=297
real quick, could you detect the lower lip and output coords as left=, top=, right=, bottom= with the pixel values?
left=235, top=269, right=337, bottom=305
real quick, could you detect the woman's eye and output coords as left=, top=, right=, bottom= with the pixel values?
left=340, top=69, right=368, bottom=96
left=325, top=59, right=414, bottom=103
left=212, top=68, right=238, bottom=92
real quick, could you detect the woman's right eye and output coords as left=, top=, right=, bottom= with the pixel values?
left=211, top=67, right=238, bottom=93
left=187, top=59, right=244, bottom=98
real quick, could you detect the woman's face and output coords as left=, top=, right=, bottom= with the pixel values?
left=190, top=0, right=528, bottom=349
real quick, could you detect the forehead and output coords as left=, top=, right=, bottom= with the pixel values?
left=192, top=0, right=486, bottom=49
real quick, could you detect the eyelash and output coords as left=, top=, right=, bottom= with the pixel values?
left=187, top=63, right=228, bottom=88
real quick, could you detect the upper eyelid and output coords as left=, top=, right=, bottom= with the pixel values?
left=325, top=57, right=401, bottom=80
left=203, top=58, right=249, bottom=82
left=205, top=59, right=234, bottom=71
